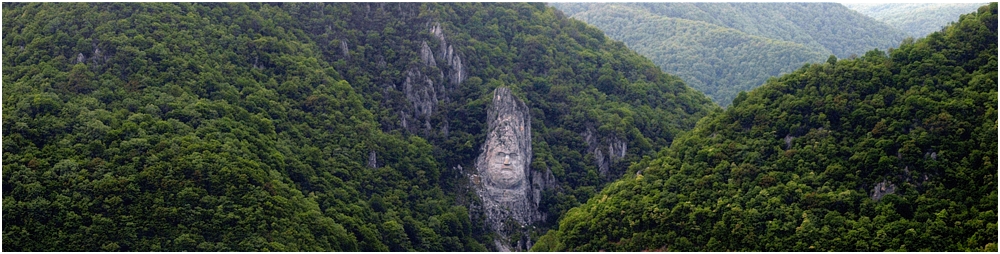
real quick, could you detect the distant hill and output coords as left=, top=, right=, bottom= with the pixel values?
left=535, top=3, right=997, bottom=251
left=550, top=2, right=908, bottom=106
left=844, top=3, right=988, bottom=38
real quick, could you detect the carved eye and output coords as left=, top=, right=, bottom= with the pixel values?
left=497, top=152, right=506, bottom=157
left=508, top=153, right=517, bottom=158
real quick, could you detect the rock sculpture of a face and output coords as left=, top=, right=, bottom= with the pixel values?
left=484, top=120, right=526, bottom=192
left=477, top=88, right=532, bottom=199
left=474, top=87, right=538, bottom=251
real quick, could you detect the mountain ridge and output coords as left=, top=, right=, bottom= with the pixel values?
left=534, top=3, right=997, bottom=251
left=550, top=2, right=908, bottom=106
left=844, top=3, right=988, bottom=37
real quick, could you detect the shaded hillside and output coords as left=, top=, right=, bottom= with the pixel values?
left=535, top=3, right=997, bottom=252
left=2, top=2, right=715, bottom=251
left=553, top=4, right=826, bottom=107
left=550, top=2, right=908, bottom=106
left=845, top=3, right=988, bottom=38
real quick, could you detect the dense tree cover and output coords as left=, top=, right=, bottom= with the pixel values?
left=549, top=4, right=824, bottom=108
left=845, top=3, right=988, bottom=38
left=288, top=2, right=715, bottom=238
left=550, top=2, right=909, bottom=107
left=2, top=3, right=485, bottom=251
left=553, top=3, right=907, bottom=59
left=534, top=3, right=997, bottom=252
left=2, top=3, right=715, bottom=251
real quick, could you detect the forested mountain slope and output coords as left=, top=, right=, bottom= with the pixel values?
left=845, top=3, right=988, bottom=38
left=2, top=3, right=715, bottom=251
left=535, top=3, right=997, bottom=252
left=550, top=2, right=908, bottom=107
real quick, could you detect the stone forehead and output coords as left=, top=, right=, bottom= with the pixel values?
left=488, top=126, right=530, bottom=154
left=495, top=114, right=524, bottom=128
left=481, top=87, right=531, bottom=155
left=491, top=126, right=520, bottom=147
left=498, top=118, right=526, bottom=134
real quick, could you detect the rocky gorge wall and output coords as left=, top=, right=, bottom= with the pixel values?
left=397, top=22, right=468, bottom=135
left=319, top=4, right=704, bottom=250
left=471, top=87, right=546, bottom=251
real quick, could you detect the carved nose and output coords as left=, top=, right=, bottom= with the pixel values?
left=503, top=154, right=511, bottom=165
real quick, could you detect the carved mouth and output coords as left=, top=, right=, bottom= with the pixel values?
left=497, top=167, right=516, bottom=180
left=492, top=167, right=522, bottom=188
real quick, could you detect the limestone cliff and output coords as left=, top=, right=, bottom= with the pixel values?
left=581, top=125, right=629, bottom=178
left=472, top=87, right=545, bottom=251
left=430, top=22, right=466, bottom=87
left=401, top=68, right=441, bottom=132
left=395, top=22, right=467, bottom=135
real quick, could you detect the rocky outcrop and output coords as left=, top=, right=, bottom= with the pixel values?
left=402, top=68, right=441, bottom=132
left=784, top=134, right=795, bottom=149
left=472, top=87, right=545, bottom=251
left=430, top=22, right=467, bottom=87
left=395, top=22, right=467, bottom=135
left=582, top=126, right=628, bottom=177
left=367, top=150, right=378, bottom=169
left=72, top=46, right=109, bottom=70
left=871, top=180, right=896, bottom=201
left=420, top=41, right=437, bottom=67
left=531, top=166, right=558, bottom=221
left=871, top=148, right=941, bottom=201
left=340, top=40, right=349, bottom=58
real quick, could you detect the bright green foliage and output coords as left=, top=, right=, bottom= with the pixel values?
left=845, top=3, right=988, bottom=38
left=550, top=2, right=909, bottom=107
left=535, top=3, right=997, bottom=251
left=2, top=3, right=715, bottom=251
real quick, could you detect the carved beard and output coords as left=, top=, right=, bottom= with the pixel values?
left=487, top=154, right=524, bottom=189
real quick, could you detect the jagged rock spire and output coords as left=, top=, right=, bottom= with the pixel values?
left=473, top=87, right=540, bottom=251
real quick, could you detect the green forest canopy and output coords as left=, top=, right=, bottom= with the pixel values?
left=2, top=3, right=715, bottom=251
left=845, top=3, right=988, bottom=38
left=550, top=2, right=909, bottom=107
left=534, top=3, right=997, bottom=252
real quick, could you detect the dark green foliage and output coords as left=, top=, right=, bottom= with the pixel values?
left=535, top=3, right=997, bottom=251
left=550, top=2, right=909, bottom=107
left=2, top=2, right=715, bottom=251
left=289, top=2, right=715, bottom=230
left=3, top=3, right=486, bottom=251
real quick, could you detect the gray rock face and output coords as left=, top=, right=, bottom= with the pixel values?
left=367, top=150, right=378, bottom=169
left=72, top=46, right=109, bottom=70
left=402, top=68, right=440, bottom=132
left=784, top=134, right=795, bottom=149
left=340, top=40, right=349, bottom=58
left=871, top=180, right=896, bottom=201
left=473, top=87, right=543, bottom=251
left=395, top=22, right=467, bottom=135
left=420, top=41, right=437, bottom=67
left=430, top=22, right=467, bottom=86
left=582, top=126, right=628, bottom=177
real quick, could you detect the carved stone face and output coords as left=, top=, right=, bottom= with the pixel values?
left=473, top=87, right=538, bottom=251
left=484, top=122, right=527, bottom=189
